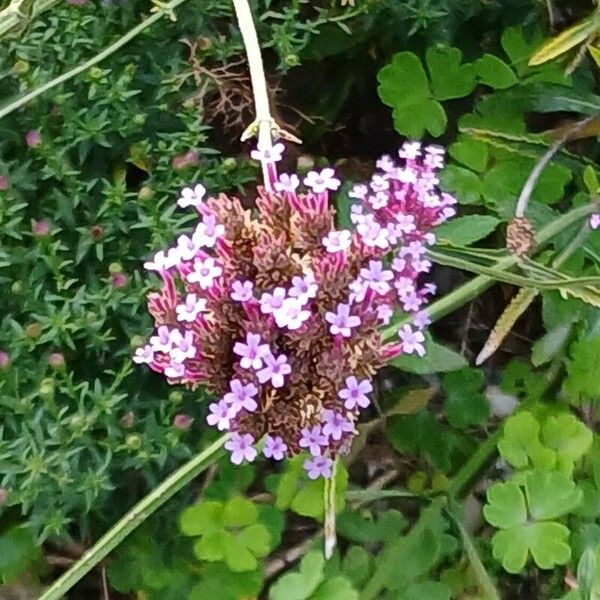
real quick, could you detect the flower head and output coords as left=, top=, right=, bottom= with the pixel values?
left=178, top=184, right=206, bottom=209
left=339, top=376, right=372, bottom=410
left=225, top=433, right=257, bottom=465
left=304, top=455, right=334, bottom=479
left=398, top=324, right=426, bottom=357
left=251, top=142, right=285, bottom=163
left=233, top=333, right=270, bottom=370
left=263, top=435, right=287, bottom=460
left=304, top=168, right=340, bottom=194
left=223, top=379, right=258, bottom=413
left=321, top=410, right=354, bottom=441
left=299, top=425, right=328, bottom=456
left=231, top=280, right=254, bottom=302
left=257, top=352, right=291, bottom=388
left=325, top=303, right=361, bottom=338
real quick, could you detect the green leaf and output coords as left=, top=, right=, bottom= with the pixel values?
left=426, top=46, right=476, bottom=100
left=525, top=471, right=582, bottom=520
left=531, top=324, right=572, bottom=367
left=341, top=546, right=372, bottom=588
left=269, top=551, right=325, bottom=600
left=179, top=502, right=224, bottom=536
left=237, top=524, right=271, bottom=558
left=439, top=165, right=482, bottom=205
left=190, top=564, right=262, bottom=600
left=541, top=414, right=593, bottom=468
left=222, top=496, right=257, bottom=528
left=483, top=482, right=527, bottom=529
left=311, top=576, right=359, bottom=600
left=275, top=455, right=304, bottom=510
left=391, top=333, right=467, bottom=374
left=224, top=532, right=258, bottom=572
left=402, top=581, right=452, bottom=600
left=0, top=525, right=40, bottom=584
left=564, top=335, right=600, bottom=403
left=377, top=52, right=430, bottom=106
left=491, top=522, right=571, bottom=573
left=442, top=367, right=490, bottom=428
left=435, top=215, right=500, bottom=246
left=194, top=530, right=229, bottom=562
left=392, top=101, right=447, bottom=139
left=448, top=137, right=489, bottom=172
left=498, top=412, right=556, bottom=470
left=336, top=509, right=407, bottom=543
left=291, top=462, right=348, bottom=520
left=474, top=54, right=518, bottom=89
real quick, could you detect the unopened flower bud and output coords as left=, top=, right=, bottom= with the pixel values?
left=12, top=60, right=29, bottom=74
left=48, top=352, right=65, bottom=370
left=169, top=391, right=183, bottom=404
left=11, top=281, right=23, bottom=295
left=133, top=114, right=146, bottom=126
left=284, top=54, right=300, bottom=67
left=25, top=323, right=42, bottom=338
left=108, top=263, right=123, bottom=275
left=138, top=186, right=154, bottom=201
left=197, top=36, right=212, bottom=50
left=110, top=272, right=128, bottom=289
left=89, top=66, right=103, bottom=79
left=297, top=155, right=314, bottom=171
left=130, top=335, right=146, bottom=348
left=90, top=224, right=103, bottom=240
left=25, top=130, right=41, bottom=148
left=32, top=219, right=51, bottom=238
left=431, top=472, right=449, bottom=492
left=172, top=150, right=199, bottom=171
left=0, top=176, right=9, bottom=190
left=222, top=157, right=237, bottom=171
left=39, top=377, right=55, bottom=400
left=173, top=414, right=193, bottom=430
left=120, top=411, right=135, bottom=428
left=126, top=434, right=142, bottom=450
left=0, top=351, right=10, bottom=370
left=407, top=471, right=428, bottom=493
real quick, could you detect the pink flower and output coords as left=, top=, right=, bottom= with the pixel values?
left=348, top=184, right=368, bottom=199
left=303, top=168, right=340, bottom=194
left=192, top=215, right=225, bottom=248
left=304, top=455, right=334, bottom=479
left=360, top=260, right=394, bottom=295
left=299, top=425, right=328, bottom=456
left=170, top=330, right=196, bottom=363
left=322, top=230, right=352, bottom=253
left=176, top=293, right=208, bottom=322
left=398, top=140, right=421, bottom=160
left=25, top=130, right=41, bottom=148
left=251, top=142, right=285, bottom=163
left=257, top=353, right=291, bottom=388
left=368, top=191, right=389, bottom=209
left=233, top=333, right=270, bottom=370
left=413, top=310, right=431, bottom=330
left=231, top=280, right=254, bottom=302
left=338, top=376, right=372, bottom=410
left=263, top=435, right=287, bottom=460
left=394, top=214, right=416, bottom=234
left=402, top=291, right=423, bottom=312
left=225, top=432, right=257, bottom=464
left=357, top=219, right=389, bottom=249
left=260, top=287, right=287, bottom=314
left=177, top=184, right=206, bottom=209
left=207, top=400, right=235, bottom=430
left=0, top=176, right=8, bottom=190
left=149, top=325, right=173, bottom=353
left=325, top=303, right=361, bottom=338
left=370, top=174, right=389, bottom=193
left=321, top=409, right=354, bottom=441
left=187, top=257, right=222, bottom=289
left=144, top=248, right=180, bottom=272
left=398, top=324, right=426, bottom=357
left=0, top=351, right=10, bottom=370
left=274, top=173, right=300, bottom=193
left=591, top=213, right=600, bottom=230
left=377, top=304, right=393, bottom=325
left=110, top=272, right=128, bottom=289
left=173, top=414, right=194, bottom=430
left=176, top=234, right=201, bottom=261
left=31, top=219, right=51, bottom=237
left=164, top=360, right=185, bottom=379
left=273, top=298, right=311, bottom=330
left=376, top=155, right=395, bottom=172
left=289, top=272, right=318, bottom=301
left=223, top=379, right=259, bottom=413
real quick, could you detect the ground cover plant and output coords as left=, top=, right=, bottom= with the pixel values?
left=0, top=0, right=600, bottom=598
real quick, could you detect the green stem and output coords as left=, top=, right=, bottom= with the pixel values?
left=0, top=0, right=61, bottom=40
left=0, top=0, right=191, bottom=121
left=39, top=435, right=228, bottom=600
left=381, top=202, right=597, bottom=342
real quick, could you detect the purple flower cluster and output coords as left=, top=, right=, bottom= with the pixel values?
left=135, top=141, right=455, bottom=478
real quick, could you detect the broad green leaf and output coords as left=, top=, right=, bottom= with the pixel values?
left=498, top=412, right=556, bottom=470
left=391, top=332, right=467, bottom=374
left=525, top=470, right=582, bottom=520
left=237, top=524, right=272, bottom=558
left=341, top=546, right=372, bottom=588
left=275, top=455, right=304, bottom=510
left=190, top=564, right=262, bottom=600
left=0, top=525, right=40, bottom=584
left=258, top=504, right=285, bottom=550
left=541, top=414, right=593, bottom=467
left=442, top=367, right=490, bottom=428
left=529, top=11, right=600, bottom=66
left=531, top=324, right=572, bottom=367
left=336, top=509, right=407, bottom=543
left=402, top=581, right=452, bottom=600
left=589, top=45, right=600, bottom=67
left=583, top=165, right=600, bottom=194
left=222, top=496, right=257, bottom=528
left=311, top=576, right=359, bottom=600
left=269, top=551, right=325, bottom=600
left=500, top=359, right=547, bottom=403
left=194, top=530, right=230, bottom=562
left=564, top=335, right=600, bottom=403
left=448, top=137, right=489, bottom=172
left=224, top=532, right=258, bottom=572
left=180, top=502, right=224, bottom=536
left=392, top=100, right=447, bottom=138
left=426, top=46, right=476, bottom=100
left=435, top=215, right=500, bottom=246
left=483, top=482, right=527, bottom=529
left=377, top=52, right=430, bottom=106
left=491, top=522, right=571, bottom=573
left=387, top=527, right=441, bottom=587
left=439, top=165, right=482, bottom=205
left=474, top=54, right=518, bottom=89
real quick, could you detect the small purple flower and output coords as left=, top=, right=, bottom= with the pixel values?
left=149, top=325, right=172, bottom=353
left=339, top=376, right=372, bottom=410
left=304, top=168, right=340, bottom=194
left=322, top=230, right=352, bottom=253
left=368, top=191, right=389, bottom=209
left=233, top=333, right=270, bottom=370
left=263, top=435, right=287, bottom=460
left=348, top=184, right=368, bottom=200
left=48, top=352, right=65, bottom=370
left=370, top=174, right=389, bottom=193
left=400, top=240, right=426, bottom=259
left=357, top=219, right=390, bottom=249
left=360, top=260, right=394, bottom=295
left=304, top=455, right=334, bottom=479
left=231, top=280, right=254, bottom=302
left=176, top=234, right=201, bottom=261
left=207, top=400, right=234, bottom=430
left=225, top=432, right=257, bottom=465
left=402, top=291, right=423, bottom=313
left=289, top=272, right=318, bottom=301
left=299, top=425, right=328, bottom=456
left=395, top=277, right=416, bottom=300
left=192, top=215, right=225, bottom=248
left=394, top=213, right=416, bottom=234
left=223, top=379, right=258, bottom=413
left=376, top=303, right=393, bottom=325
left=176, top=293, right=208, bottom=323
left=32, top=219, right=51, bottom=237
left=273, top=298, right=311, bottom=330
left=25, top=129, right=41, bottom=148
left=164, top=360, right=185, bottom=379
left=144, top=248, right=181, bottom=272
left=321, top=410, right=354, bottom=441
left=398, top=324, right=426, bottom=357
left=110, top=272, right=128, bottom=289
left=177, top=184, right=206, bottom=209
left=260, top=287, right=287, bottom=314
left=274, top=173, right=300, bottom=193
left=591, top=213, right=600, bottom=230
left=399, top=140, right=421, bottom=160
left=376, top=155, right=395, bottom=172
left=413, top=310, right=431, bottom=330
left=251, top=142, right=285, bottom=163
left=325, top=303, right=361, bottom=338
left=187, top=257, right=222, bottom=289
left=169, top=330, right=196, bottom=363
left=257, top=353, right=291, bottom=388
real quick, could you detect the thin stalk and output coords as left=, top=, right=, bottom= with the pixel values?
left=381, top=202, right=598, bottom=342
left=0, top=0, right=191, bottom=121
left=39, top=435, right=228, bottom=600
left=0, top=0, right=61, bottom=40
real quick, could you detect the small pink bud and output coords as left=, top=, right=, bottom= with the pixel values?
left=25, top=130, right=41, bottom=148
left=90, top=225, right=103, bottom=240
left=48, top=352, right=65, bottom=370
left=173, top=414, right=193, bottom=430
left=110, top=272, right=128, bottom=289
left=0, top=176, right=8, bottom=190
left=0, top=351, right=10, bottom=370
left=32, top=219, right=51, bottom=237
left=120, top=411, right=135, bottom=428
left=171, top=150, right=199, bottom=171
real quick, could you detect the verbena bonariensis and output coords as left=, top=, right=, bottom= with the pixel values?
left=135, top=140, right=456, bottom=478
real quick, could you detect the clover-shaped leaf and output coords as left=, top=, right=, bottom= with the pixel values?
left=498, top=412, right=555, bottom=470
left=442, top=367, right=490, bottom=428
left=179, top=501, right=224, bottom=536
left=426, top=46, right=476, bottom=100
left=269, top=551, right=325, bottom=600
left=541, top=414, right=593, bottom=471
left=484, top=471, right=581, bottom=573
